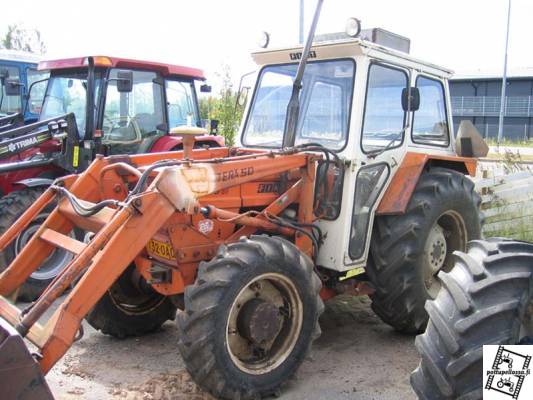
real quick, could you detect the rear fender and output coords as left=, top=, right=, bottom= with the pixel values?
left=376, top=152, right=477, bottom=216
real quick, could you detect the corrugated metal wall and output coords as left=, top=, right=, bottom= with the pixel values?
left=450, top=78, right=533, bottom=140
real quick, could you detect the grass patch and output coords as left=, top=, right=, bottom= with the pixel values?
left=485, top=138, right=533, bottom=148
left=485, top=229, right=533, bottom=242
left=484, top=153, right=533, bottom=162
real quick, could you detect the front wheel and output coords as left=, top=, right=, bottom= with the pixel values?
left=86, top=264, right=177, bottom=338
left=177, top=235, right=323, bottom=400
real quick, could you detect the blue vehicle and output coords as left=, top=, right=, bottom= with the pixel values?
left=0, top=50, right=48, bottom=129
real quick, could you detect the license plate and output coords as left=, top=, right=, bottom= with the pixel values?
left=146, top=239, right=175, bottom=260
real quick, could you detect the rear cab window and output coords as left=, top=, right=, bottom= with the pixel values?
left=412, top=75, right=449, bottom=146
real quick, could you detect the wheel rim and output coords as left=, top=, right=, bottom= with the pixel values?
left=14, top=212, right=75, bottom=281
left=225, top=273, right=303, bottom=375
left=108, top=266, right=166, bottom=315
left=423, top=210, right=467, bottom=298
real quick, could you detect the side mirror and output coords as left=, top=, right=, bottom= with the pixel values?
left=401, top=87, right=420, bottom=112
left=200, top=84, right=212, bottom=93
left=237, top=86, right=250, bottom=106
left=0, top=68, right=9, bottom=83
left=5, top=79, right=22, bottom=96
left=116, top=70, right=133, bottom=93
left=209, top=119, right=219, bottom=135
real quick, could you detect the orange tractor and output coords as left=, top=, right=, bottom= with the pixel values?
left=0, top=2, right=489, bottom=399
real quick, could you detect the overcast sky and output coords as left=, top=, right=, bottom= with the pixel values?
left=2, top=0, right=532, bottom=90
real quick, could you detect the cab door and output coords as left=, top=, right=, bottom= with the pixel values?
left=347, top=62, right=412, bottom=263
left=101, top=69, right=166, bottom=155
left=317, top=60, right=413, bottom=271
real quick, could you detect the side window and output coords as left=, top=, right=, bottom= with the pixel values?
left=412, top=76, right=449, bottom=146
left=27, top=68, right=49, bottom=114
left=361, top=63, right=408, bottom=152
left=0, top=66, right=21, bottom=114
left=166, top=80, right=198, bottom=128
left=103, top=70, right=164, bottom=144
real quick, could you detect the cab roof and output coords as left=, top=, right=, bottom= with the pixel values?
left=252, top=38, right=453, bottom=78
left=38, top=55, right=205, bottom=80
left=0, top=49, right=41, bottom=64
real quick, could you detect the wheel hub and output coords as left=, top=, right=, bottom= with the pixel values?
left=426, top=224, right=447, bottom=273
left=226, top=273, right=303, bottom=375
left=238, top=299, right=283, bottom=345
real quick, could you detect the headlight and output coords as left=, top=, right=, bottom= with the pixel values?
left=345, top=17, right=362, bottom=38
left=258, top=31, right=270, bottom=48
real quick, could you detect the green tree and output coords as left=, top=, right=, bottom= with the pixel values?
left=0, top=24, right=46, bottom=54
left=200, top=65, right=243, bottom=146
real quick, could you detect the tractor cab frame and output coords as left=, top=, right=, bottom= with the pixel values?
left=238, top=37, right=478, bottom=273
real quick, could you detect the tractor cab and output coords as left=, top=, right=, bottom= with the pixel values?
left=0, top=50, right=48, bottom=128
left=238, top=27, right=488, bottom=273
left=0, top=56, right=223, bottom=193
left=37, top=56, right=222, bottom=155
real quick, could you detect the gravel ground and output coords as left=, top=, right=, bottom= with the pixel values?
left=41, top=295, right=419, bottom=400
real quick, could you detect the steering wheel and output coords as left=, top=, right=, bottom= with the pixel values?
left=102, top=115, right=142, bottom=144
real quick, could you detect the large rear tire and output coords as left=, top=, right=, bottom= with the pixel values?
left=410, top=239, right=533, bottom=399
left=177, top=235, right=323, bottom=400
left=86, top=264, right=177, bottom=338
left=0, top=187, right=77, bottom=302
left=367, top=167, right=483, bottom=333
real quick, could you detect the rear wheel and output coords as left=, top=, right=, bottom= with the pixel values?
left=410, top=239, right=533, bottom=399
left=85, top=264, right=176, bottom=338
left=0, top=187, right=76, bottom=301
left=367, top=168, right=483, bottom=333
left=177, top=235, right=323, bottom=400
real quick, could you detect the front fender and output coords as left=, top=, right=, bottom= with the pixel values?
left=13, top=177, right=54, bottom=188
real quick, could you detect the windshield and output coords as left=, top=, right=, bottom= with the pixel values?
left=0, top=65, right=21, bottom=116
left=40, top=71, right=102, bottom=138
left=26, top=68, right=49, bottom=115
left=242, top=59, right=355, bottom=150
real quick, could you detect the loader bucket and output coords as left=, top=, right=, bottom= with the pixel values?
left=0, top=317, right=54, bottom=400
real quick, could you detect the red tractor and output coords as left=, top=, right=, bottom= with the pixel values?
left=0, top=56, right=223, bottom=300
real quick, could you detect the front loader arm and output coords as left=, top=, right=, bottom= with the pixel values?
left=0, top=147, right=321, bottom=377
left=0, top=187, right=176, bottom=373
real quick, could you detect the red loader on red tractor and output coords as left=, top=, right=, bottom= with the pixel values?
left=0, top=55, right=223, bottom=300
